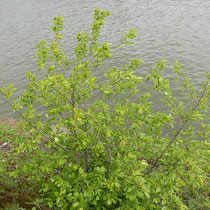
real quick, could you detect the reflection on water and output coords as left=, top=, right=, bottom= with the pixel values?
left=0, top=0, right=210, bottom=117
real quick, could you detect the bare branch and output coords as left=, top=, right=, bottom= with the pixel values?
left=51, top=86, right=73, bottom=107
left=0, top=94, right=76, bottom=160
left=145, top=80, right=208, bottom=175
left=178, top=73, right=198, bottom=105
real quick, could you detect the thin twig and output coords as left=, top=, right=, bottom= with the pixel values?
left=0, top=94, right=76, bottom=160
left=145, top=80, right=208, bottom=175
left=51, top=86, right=73, bottom=106
left=178, top=72, right=198, bottom=105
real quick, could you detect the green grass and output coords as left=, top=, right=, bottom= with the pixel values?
left=0, top=118, right=34, bottom=209
left=0, top=203, right=26, bottom=210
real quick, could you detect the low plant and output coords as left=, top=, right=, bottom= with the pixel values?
left=0, top=8, right=209, bottom=209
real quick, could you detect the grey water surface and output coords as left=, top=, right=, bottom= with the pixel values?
left=0, top=0, right=210, bottom=117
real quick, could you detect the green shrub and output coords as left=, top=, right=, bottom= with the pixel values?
left=0, top=9, right=209, bottom=209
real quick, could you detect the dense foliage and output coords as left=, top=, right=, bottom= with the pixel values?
left=0, top=9, right=209, bottom=209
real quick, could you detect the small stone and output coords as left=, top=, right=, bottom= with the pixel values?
left=2, top=142, right=8, bottom=147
